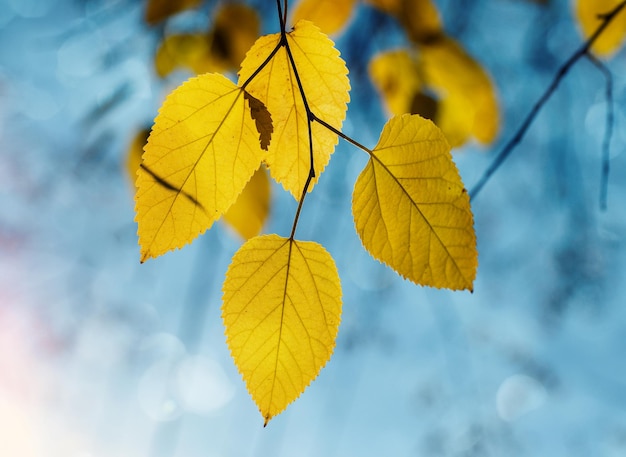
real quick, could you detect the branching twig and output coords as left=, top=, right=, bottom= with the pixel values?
left=586, top=54, right=614, bottom=211
left=470, top=0, right=626, bottom=200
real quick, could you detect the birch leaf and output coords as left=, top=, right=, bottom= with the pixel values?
left=575, top=0, right=626, bottom=57
left=222, top=235, right=342, bottom=425
left=135, top=73, right=265, bottom=262
left=145, top=0, right=201, bottom=25
left=292, top=0, right=357, bottom=35
left=369, top=49, right=424, bottom=117
left=352, top=114, right=477, bottom=291
left=418, top=37, right=499, bottom=146
left=238, top=20, right=350, bottom=198
left=223, top=167, right=271, bottom=240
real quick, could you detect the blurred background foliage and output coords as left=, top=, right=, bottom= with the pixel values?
left=1, top=0, right=626, bottom=456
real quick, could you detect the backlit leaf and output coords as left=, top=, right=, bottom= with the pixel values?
left=223, top=167, right=271, bottom=240
left=154, top=4, right=260, bottom=77
left=575, top=0, right=626, bottom=57
left=292, top=0, right=357, bottom=35
left=418, top=37, right=499, bottom=146
left=145, top=0, right=201, bottom=25
left=366, top=0, right=442, bottom=43
left=369, top=49, right=424, bottom=117
left=135, top=73, right=264, bottom=262
left=222, top=235, right=342, bottom=425
left=210, top=4, right=261, bottom=69
left=238, top=20, right=351, bottom=198
left=128, top=127, right=269, bottom=241
left=126, top=128, right=150, bottom=191
left=155, top=33, right=214, bottom=77
left=352, top=114, right=477, bottom=291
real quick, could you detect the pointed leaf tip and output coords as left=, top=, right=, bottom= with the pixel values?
left=222, top=235, right=342, bottom=423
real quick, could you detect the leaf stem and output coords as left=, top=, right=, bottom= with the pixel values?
left=240, top=42, right=283, bottom=90
left=276, top=0, right=286, bottom=35
left=469, top=0, right=626, bottom=200
left=312, top=114, right=373, bottom=154
left=283, top=15, right=318, bottom=239
left=289, top=174, right=313, bottom=240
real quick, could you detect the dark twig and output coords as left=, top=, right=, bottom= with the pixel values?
left=470, top=0, right=626, bottom=200
left=586, top=54, right=614, bottom=211
left=283, top=16, right=318, bottom=240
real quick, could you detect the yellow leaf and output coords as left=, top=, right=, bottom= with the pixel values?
left=366, top=0, right=442, bottom=43
left=210, top=4, right=261, bottom=69
left=369, top=49, right=424, bottom=117
left=222, top=235, right=342, bottom=425
left=352, top=114, right=477, bottom=291
left=155, top=33, right=215, bottom=78
left=135, top=73, right=265, bottom=262
left=575, top=0, right=626, bottom=57
left=154, top=4, right=260, bottom=78
left=223, top=167, right=271, bottom=240
left=238, top=20, right=351, bottom=198
left=125, top=128, right=150, bottom=190
left=292, top=0, right=357, bottom=35
left=418, top=37, right=499, bottom=146
left=145, top=0, right=201, bottom=25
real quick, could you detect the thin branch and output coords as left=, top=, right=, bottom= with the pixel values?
left=281, top=11, right=319, bottom=239
left=240, top=41, right=283, bottom=89
left=276, top=0, right=286, bottom=35
left=283, top=0, right=288, bottom=29
left=469, top=0, right=626, bottom=200
left=312, top=114, right=373, bottom=154
left=586, top=54, right=614, bottom=211
left=289, top=174, right=314, bottom=240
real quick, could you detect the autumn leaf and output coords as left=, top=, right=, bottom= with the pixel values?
left=575, top=0, right=626, bottom=57
left=352, top=114, right=477, bottom=291
left=366, top=0, right=443, bottom=43
left=210, top=4, right=261, bottom=70
left=155, top=4, right=260, bottom=77
left=155, top=33, right=214, bottom=77
left=238, top=20, right=351, bottom=198
left=135, top=73, right=265, bottom=262
left=145, top=0, right=201, bottom=25
left=223, top=167, right=271, bottom=240
left=417, top=37, right=499, bottom=147
left=292, top=0, right=357, bottom=35
left=369, top=49, right=424, bottom=117
left=126, top=128, right=150, bottom=191
left=222, top=235, right=342, bottom=425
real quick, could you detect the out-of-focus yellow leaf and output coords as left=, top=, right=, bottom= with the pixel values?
left=575, top=0, right=626, bottom=57
left=155, top=33, right=214, bottom=77
left=352, top=114, right=477, bottom=291
left=292, top=0, right=357, bottom=35
left=145, top=0, right=201, bottom=25
left=126, top=128, right=150, bottom=190
left=366, top=0, right=442, bottom=43
left=223, top=167, right=271, bottom=240
left=210, top=3, right=261, bottom=69
left=418, top=36, right=499, bottom=147
left=155, top=4, right=260, bottom=78
left=369, top=49, right=424, bottom=117
left=222, top=234, right=342, bottom=425
left=238, top=20, right=350, bottom=198
left=135, top=73, right=265, bottom=262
